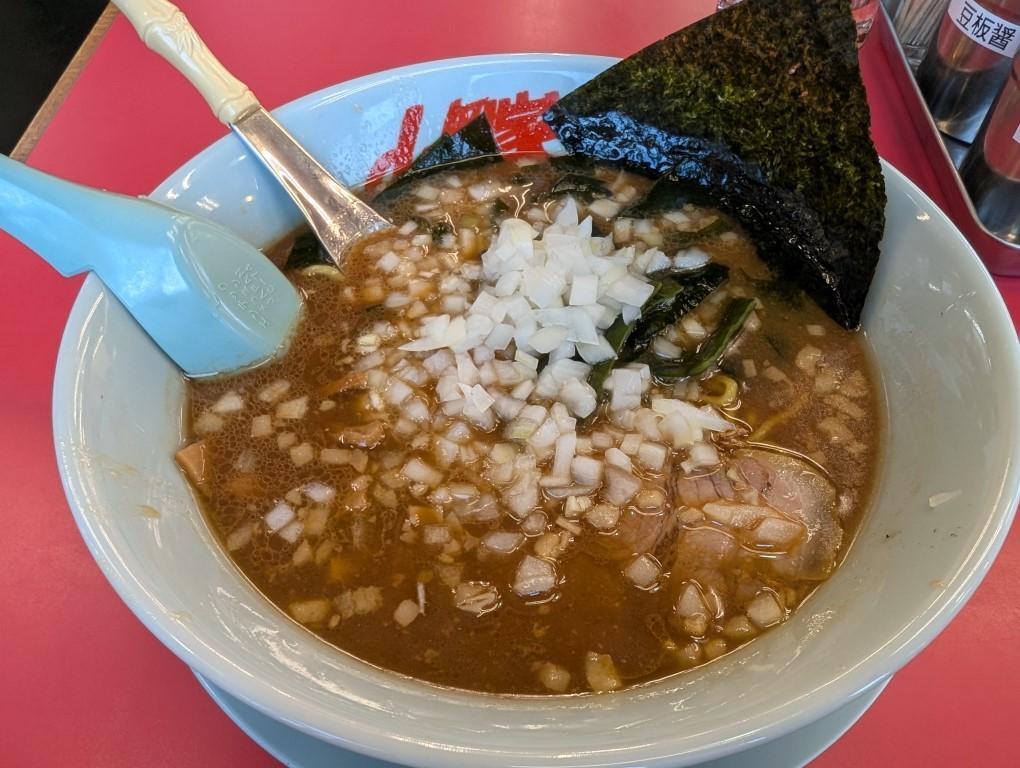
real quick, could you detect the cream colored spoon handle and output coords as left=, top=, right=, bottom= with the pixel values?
left=113, top=0, right=259, bottom=124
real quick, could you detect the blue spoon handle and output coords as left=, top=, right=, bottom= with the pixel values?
left=0, top=154, right=124, bottom=277
left=0, top=153, right=302, bottom=376
left=0, top=153, right=197, bottom=287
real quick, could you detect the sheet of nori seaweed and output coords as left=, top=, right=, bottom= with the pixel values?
left=284, top=230, right=332, bottom=270
left=625, top=134, right=853, bottom=325
left=543, top=0, right=885, bottom=329
left=372, top=114, right=501, bottom=204
left=630, top=262, right=730, bottom=352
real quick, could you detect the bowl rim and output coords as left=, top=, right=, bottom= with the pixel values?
left=52, top=52, right=1020, bottom=767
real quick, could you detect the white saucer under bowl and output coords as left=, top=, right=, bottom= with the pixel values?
left=194, top=672, right=891, bottom=768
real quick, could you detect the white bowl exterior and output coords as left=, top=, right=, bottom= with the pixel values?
left=53, top=55, right=1020, bottom=767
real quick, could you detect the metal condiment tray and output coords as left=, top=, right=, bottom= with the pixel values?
left=876, top=5, right=1020, bottom=275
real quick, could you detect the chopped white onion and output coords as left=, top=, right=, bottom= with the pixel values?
left=602, top=466, right=641, bottom=506
left=673, top=247, right=711, bottom=272
left=687, top=441, right=720, bottom=469
left=552, top=432, right=578, bottom=480
left=571, top=455, right=604, bottom=486
left=619, top=433, right=642, bottom=455
left=604, top=447, right=633, bottom=472
left=422, top=349, right=455, bottom=378
left=194, top=412, right=224, bottom=434
left=636, top=441, right=668, bottom=471
left=747, top=591, right=785, bottom=628
left=608, top=368, right=643, bottom=411
left=402, top=458, right=443, bottom=487
left=433, top=437, right=460, bottom=468
left=455, top=582, right=500, bottom=615
left=393, top=599, right=421, bottom=627
left=529, top=325, right=570, bottom=354
left=393, top=211, right=719, bottom=424
left=624, top=553, right=661, bottom=589
left=385, top=379, right=413, bottom=405
left=703, top=502, right=767, bottom=529
left=555, top=516, right=582, bottom=535
left=560, top=495, right=590, bottom=519
left=422, top=525, right=451, bottom=545
left=250, top=414, right=273, bottom=438
left=226, top=521, right=255, bottom=552
left=606, top=274, right=654, bottom=308
left=536, top=662, right=571, bottom=693
left=752, top=516, right=804, bottom=547
left=513, top=555, right=556, bottom=596
left=483, top=531, right=525, bottom=554
left=449, top=482, right=479, bottom=501
left=588, top=198, right=621, bottom=219
left=559, top=378, right=597, bottom=418
left=277, top=519, right=304, bottom=543
left=403, top=396, right=431, bottom=423
left=585, top=503, right=620, bottom=531
left=529, top=417, right=560, bottom=450
left=258, top=379, right=290, bottom=403
left=569, top=274, right=598, bottom=306
left=212, top=391, right=245, bottom=414
left=504, top=470, right=540, bottom=518
left=677, top=582, right=709, bottom=620
left=522, top=511, right=547, bottom=535
left=264, top=502, right=295, bottom=533
left=302, top=484, right=335, bottom=508
left=584, top=652, right=621, bottom=692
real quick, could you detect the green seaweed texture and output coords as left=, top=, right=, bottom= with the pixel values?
left=373, top=115, right=501, bottom=205
left=544, top=0, right=885, bottom=329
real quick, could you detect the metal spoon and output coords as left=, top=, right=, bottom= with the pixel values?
left=112, top=0, right=393, bottom=265
left=0, top=154, right=301, bottom=377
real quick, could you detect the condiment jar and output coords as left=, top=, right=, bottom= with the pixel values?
left=892, top=0, right=952, bottom=68
left=916, top=0, right=1020, bottom=142
left=960, top=54, right=1020, bottom=242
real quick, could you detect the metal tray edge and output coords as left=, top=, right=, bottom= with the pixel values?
left=875, top=4, right=1020, bottom=274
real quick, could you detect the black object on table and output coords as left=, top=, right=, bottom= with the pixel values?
left=0, top=0, right=107, bottom=155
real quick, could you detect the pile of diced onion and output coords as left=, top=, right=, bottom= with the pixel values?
left=398, top=198, right=703, bottom=419
left=352, top=197, right=737, bottom=600
left=191, top=189, right=742, bottom=621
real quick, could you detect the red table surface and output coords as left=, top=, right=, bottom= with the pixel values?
left=1, top=2, right=1018, bottom=766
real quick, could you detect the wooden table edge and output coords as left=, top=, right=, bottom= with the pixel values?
left=10, top=4, right=118, bottom=162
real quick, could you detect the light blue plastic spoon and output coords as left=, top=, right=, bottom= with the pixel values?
left=0, top=154, right=301, bottom=377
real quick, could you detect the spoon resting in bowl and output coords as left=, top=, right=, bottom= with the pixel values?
left=0, top=154, right=301, bottom=377
left=111, top=0, right=393, bottom=267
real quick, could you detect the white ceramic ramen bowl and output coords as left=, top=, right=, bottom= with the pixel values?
left=53, top=55, right=1020, bottom=767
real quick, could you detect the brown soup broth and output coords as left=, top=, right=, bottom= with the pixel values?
left=181, top=157, right=880, bottom=695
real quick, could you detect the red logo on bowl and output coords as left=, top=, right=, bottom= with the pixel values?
left=368, top=90, right=559, bottom=183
